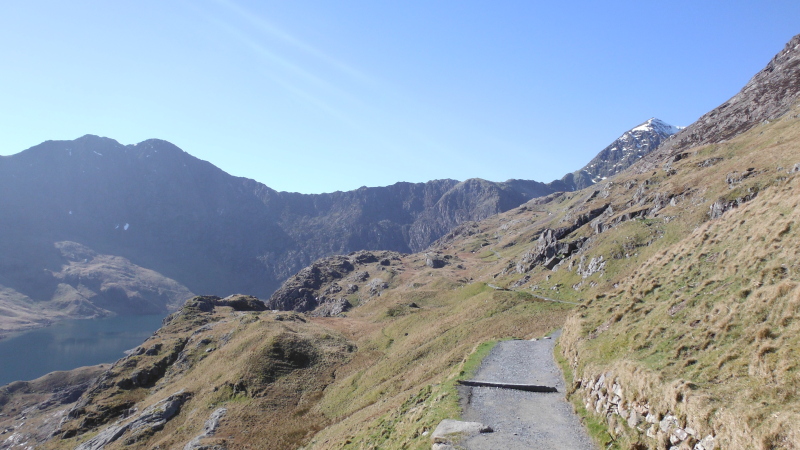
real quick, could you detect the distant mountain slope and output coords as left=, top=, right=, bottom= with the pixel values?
left=0, top=139, right=557, bottom=326
left=555, top=118, right=680, bottom=190
left=0, top=117, right=672, bottom=331
left=0, top=241, right=194, bottom=336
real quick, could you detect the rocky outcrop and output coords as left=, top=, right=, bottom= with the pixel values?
left=214, top=294, right=267, bottom=311
left=430, top=419, right=492, bottom=447
left=576, top=255, right=605, bottom=279
left=516, top=229, right=587, bottom=273
left=708, top=193, right=757, bottom=220
left=75, top=390, right=190, bottom=450
left=515, top=204, right=607, bottom=273
left=184, top=407, right=227, bottom=450
left=308, top=298, right=351, bottom=317
left=266, top=251, right=402, bottom=313
left=266, top=256, right=357, bottom=312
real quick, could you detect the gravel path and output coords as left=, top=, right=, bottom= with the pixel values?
left=460, top=331, right=596, bottom=449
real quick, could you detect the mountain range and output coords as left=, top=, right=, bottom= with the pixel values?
left=0, top=117, right=677, bottom=335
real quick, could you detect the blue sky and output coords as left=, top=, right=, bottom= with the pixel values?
left=2, top=1, right=798, bottom=193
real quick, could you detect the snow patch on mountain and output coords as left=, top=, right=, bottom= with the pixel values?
left=631, top=118, right=683, bottom=135
left=561, top=118, right=680, bottom=190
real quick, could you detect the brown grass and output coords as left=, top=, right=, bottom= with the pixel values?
left=559, top=105, right=800, bottom=449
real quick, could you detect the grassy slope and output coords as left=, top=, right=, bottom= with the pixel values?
left=559, top=106, right=800, bottom=448
left=33, top=242, right=573, bottom=449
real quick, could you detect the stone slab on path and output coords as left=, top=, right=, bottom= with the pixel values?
left=460, top=331, right=596, bottom=449
left=431, top=419, right=493, bottom=444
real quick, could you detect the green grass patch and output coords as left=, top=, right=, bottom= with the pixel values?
left=458, top=340, right=498, bottom=380
left=478, top=249, right=499, bottom=261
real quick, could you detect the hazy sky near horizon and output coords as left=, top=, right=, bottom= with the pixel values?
left=2, top=1, right=798, bottom=193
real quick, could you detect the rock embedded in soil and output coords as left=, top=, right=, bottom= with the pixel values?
left=431, top=419, right=492, bottom=444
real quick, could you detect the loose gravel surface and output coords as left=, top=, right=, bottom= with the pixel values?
left=461, top=332, right=596, bottom=449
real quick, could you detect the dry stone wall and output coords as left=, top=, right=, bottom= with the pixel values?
left=576, top=372, right=717, bottom=450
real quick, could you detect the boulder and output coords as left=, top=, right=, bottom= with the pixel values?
left=696, top=435, right=717, bottom=450
left=659, top=413, right=680, bottom=434
left=351, top=271, right=370, bottom=282
left=367, top=278, right=389, bottom=296
left=350, top=251, right=378, bottom=264
left=309, top=298, right=351, bottom=317
left=627, top=411, right=643, bottom=428
left=431, top=444, right=456, bottom=450
left=425, top=255, right=447, bottom=268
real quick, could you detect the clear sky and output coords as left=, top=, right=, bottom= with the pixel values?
left=1, top=1, right=798, bottom=194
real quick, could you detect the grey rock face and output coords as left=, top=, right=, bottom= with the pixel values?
left=266, top=251, right=400, bottom=313
left=577, top=255, right=605, bottom=279
left=309, top=298, right=351, bottom=317
left=515, top=207, right=600, bottom=274
left=708, top=193, right=757, bottom=219
left=75, top=390, right=190, bottom=450
left=184, top=407, right=227, bottom=450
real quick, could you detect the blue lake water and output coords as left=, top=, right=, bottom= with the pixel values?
left=0, top=314, right=165, bottom=386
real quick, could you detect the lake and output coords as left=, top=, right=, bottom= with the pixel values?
left=0, top=314, right=166, bottom=386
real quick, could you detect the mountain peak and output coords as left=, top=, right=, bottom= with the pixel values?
left=558, top=118, right=681, bottom=190
left=630, top=118, right=682, bottom=135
